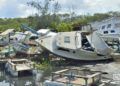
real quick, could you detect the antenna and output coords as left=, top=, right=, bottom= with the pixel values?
left=90, top=24, right=93, bottom=45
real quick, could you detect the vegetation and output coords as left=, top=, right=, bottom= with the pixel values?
left=57, top=22, right=73, bottom=32
left=0, top=18, right=29, bottom=31
left=0, top=11, right=120, bottom=32
left=34, top=61, right=52, bottom=71
left=0, top=0, right=120, bottom=32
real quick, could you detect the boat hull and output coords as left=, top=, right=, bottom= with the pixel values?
left=38, top=35, right=112, bottom=61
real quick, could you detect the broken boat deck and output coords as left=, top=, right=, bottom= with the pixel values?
left=48, top=68, right=111, bottom=86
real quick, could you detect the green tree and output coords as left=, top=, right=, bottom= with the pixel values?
left=57, top=22, right=73, bottom=32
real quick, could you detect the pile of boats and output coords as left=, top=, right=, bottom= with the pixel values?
left=0, top=28, right=42, bottom=58
left=0, top=17, right=120, bottom=79
left=1, top=17, right=120, bottom=61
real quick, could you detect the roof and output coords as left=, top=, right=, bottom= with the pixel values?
left=37, top=29, right=50, bottom=34
left=0, top=29, right=15, bottom=36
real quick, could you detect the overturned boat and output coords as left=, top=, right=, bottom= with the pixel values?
left=36, top=25, right=113, bottom=61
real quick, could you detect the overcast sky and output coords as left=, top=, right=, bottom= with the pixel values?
left=0, top=0, right=120, bottom=18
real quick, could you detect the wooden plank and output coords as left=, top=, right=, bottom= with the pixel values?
left=87, top=73, right=101, bottom=78
left=53, top=69, right=68, bottom=74
left=99, top=83, right=105, bottom=86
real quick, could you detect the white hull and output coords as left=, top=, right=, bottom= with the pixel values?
left=38, top=32, right=112, bottom=61
left=50, top=49, right=112, bottom=61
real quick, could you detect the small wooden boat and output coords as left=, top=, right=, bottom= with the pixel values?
left=5, top=59, right=33, bottom=77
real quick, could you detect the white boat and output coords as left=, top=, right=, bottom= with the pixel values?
left=36, top=25, right=113, bottom=61
left=90, top=17, right=120, bottom=44
left=5, top=59, right=33, bottom=76
left=91, top=17, right=120, bottom=57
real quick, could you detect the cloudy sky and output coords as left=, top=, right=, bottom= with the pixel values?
left=0, top=0, right=120, bottom=18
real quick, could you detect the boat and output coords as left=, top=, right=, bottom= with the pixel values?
left=36, top=25, right=113, bottom=61
left=0, top=29, right=15, bottom=46
left=90, top=17, right=120, bottom=58
left=91, top=17, right=120, bottom=35
left=0, top=80, right=12, bottom=86
left=0, top=45, right=16, bottom=58
left=5, top=59, right=33, bottom=76
left=44, top=68, right=111, bottom=86
left=12, top=43, right=42, bottom=56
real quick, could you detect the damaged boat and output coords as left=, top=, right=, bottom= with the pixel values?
left=91, top=17, right=120, bottom=58
left=44, top=68, right=112, bottom=86
left=5, top=59, right=34, bottom=77
left=36, top=25, right=113, bottom=61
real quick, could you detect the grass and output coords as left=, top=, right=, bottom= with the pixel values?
left=33, top=59, right=52, bottom=72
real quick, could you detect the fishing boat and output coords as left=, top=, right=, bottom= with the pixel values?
left=5, top=59, right=33, bottom=76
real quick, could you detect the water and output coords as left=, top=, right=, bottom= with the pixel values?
left=0, top=63, right=44, bottom=86
left=0, top=60, right=119, bottom=86
left=0, top=70, right=35, bottom=86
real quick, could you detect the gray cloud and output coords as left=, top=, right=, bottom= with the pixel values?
left=0, top=0, right=120, bottom=18
left=56, top=0, right=120, bottom=14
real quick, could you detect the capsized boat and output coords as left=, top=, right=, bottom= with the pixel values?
left=36, top=25, right=113, bottom=61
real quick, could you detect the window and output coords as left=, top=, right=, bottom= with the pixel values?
left=58, top=47, right=69, bottom=52
left=111, top=30, right=115, bottom=33
left=107, top=24, right=111, bottom=28
left=102, top=25, right=105, bottom=29
left=76, top=36, right=79, bottom=45
left=64, top=36, right=70, bottom=43
left=10, top=38, right=13, bottom=41
left=104, top=31, right=108, bottom=34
